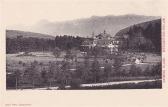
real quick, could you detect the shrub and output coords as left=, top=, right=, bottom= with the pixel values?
left=129, top=64, right=142, bottom=76
left=70, top=78, right=82, bottom=89
left=151, top=63, right=161, bottom=76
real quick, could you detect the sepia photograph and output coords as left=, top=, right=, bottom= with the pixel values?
left=6, top=14, right=162, bottom=90
left=1, top=0, right=168, bottom=107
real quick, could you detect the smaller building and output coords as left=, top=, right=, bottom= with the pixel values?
left=135, top=58, right=141, bottom=64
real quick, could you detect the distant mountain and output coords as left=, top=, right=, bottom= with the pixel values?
left=6, top=30, right=55, bottom=39
left=115, top=19, right=161, bottom=52
left=8, top=14, right=160, bottom=37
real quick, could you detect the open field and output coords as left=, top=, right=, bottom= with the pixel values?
left=7, top=51, right=161, bottom=64
left=7, top=56, right=159, bottom=74
left=6, top=51, right=161, bottom=76
left=6, top=51, right=162, bottom=90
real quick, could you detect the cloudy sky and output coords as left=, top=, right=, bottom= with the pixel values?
left=1, top=0, right=166, bottom=27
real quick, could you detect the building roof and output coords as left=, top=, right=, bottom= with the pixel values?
left=96, top=32, right=111, bottom=39
left=82, top=31, right=121, bottom=48
left=81, top=39, right=93, bottom=46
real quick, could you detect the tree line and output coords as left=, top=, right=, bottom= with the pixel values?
left=6, top=35, right=86, bottom=54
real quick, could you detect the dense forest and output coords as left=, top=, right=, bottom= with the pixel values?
left=6, top=35, right=85, bottom=53
left=115, top=19, right=161, bottom=53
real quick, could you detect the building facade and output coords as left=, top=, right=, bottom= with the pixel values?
left=81, top=30, right=120, bottom=54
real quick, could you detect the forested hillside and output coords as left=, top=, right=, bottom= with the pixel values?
left=6, top=32, right=85, bottom=53
left=115, top=19, right=161, bottom=53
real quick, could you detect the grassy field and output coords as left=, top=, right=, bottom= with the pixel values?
left=6, top=51, right=162, bottom=89
left=7, top=51, right=161, bottom=64
left=6, top=51, right=161, bottom=74
left=7, top=57, right=157, bottom=75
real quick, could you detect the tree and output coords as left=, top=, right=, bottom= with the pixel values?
left=13, top=70, right=21, bottom=89
left=70, top=78, right=81, bottom=89
left=47, top=62, right=57, bottom=88
left=77, top=53, right=92, bottom=83
left=104, top=60, right=112, bottom=81
left=144, top=66, right=151, bottom=76
left=129, top=64, right=137, bottom=76
left=129, top=64, right=142, bottom=76
left=91, top=58, right=101, bottom=83
left=64, top=49, right=77, bottom=61
left=113, top=55, right=123, bottom=76
left=24, top=61, right=40, bottom=88
left=57, top=60, right=71, bottom=89
left=151, top=63, right=161, bottom=76
left=91, top=46, right=101, bottom=57
left=53, top=47, right=61, bottom=61
left=18, top=61, right=23, bottom=65
left=41, top=68, right=48, bottom=86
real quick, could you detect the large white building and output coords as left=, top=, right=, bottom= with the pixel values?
left=81, top=30, right=120, bottom=53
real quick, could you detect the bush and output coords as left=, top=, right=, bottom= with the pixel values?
left=70, top=78, right=82, bottom=89
left=129, top=64, right=142, bottom=76
left=143, top=63, right=161, bottom=76
left=151, top=63, right=161, bottom=76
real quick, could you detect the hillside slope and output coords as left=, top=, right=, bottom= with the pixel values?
left=115, top=19, right=161, bottom=52
left=6, top=30, right=55, bottom=39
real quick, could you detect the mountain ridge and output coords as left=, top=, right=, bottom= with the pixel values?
left=8, top=14, right=160, bottom=37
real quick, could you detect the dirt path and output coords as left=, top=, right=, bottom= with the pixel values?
left=13, top=79, right=161, bottom=90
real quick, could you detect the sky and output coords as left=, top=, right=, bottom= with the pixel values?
left=1, top=0, right=167, bottom=27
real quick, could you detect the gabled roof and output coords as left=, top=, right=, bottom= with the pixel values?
left=81, top=39, right=93, bottom=46
left=96, top=33, right=111, bottom=39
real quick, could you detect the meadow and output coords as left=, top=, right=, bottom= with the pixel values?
left=6, top=51, right=162, bottom=89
